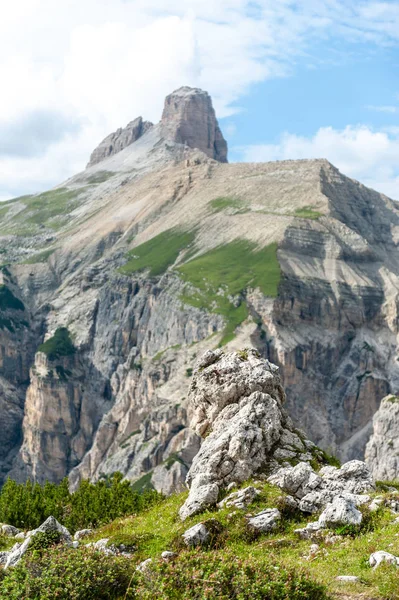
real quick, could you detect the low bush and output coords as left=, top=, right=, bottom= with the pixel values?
left=0, top=547, right=135, bottom=599
left=134, top=550, right=329, bottom=599
left=38, top=327, right=75, bottom=361
left=0, top=472, right=162, bottom=532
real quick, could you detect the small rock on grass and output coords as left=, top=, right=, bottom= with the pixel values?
left=369, top=551, right=399, bottom=568
left=246, top=508, right=281, bottom=533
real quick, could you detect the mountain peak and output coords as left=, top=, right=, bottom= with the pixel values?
left=161, top=86, right=228, bottom=163
left=87, top=116, right=153, bottom=168
left=87, top=87, right=228, bottom=169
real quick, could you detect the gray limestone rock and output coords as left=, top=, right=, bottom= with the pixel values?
left=269, top=460, right=374, bottom=514
left=179, top=350, right=310, bottom=520
left=87, top=117, right=153, bottom=167
left=74, top=528, right=93, bottom=541
left=217, top=486, right=260, bottom=510
left=4, top=516, right=72, bottom=569
left=161, top=551, right=177, bottom=561
left=151, top=460, right=188, bottom=496
left=318, top=496, right=362, bottom=529
left=1, top=524, right=20, bottom=537
left=136, top=558, right=153, bottom=574
left=365, top=395, right=399, bottom=481
left=369, top=551, right=399, bottom=568
left=182, top=523, right=210, bottom=547
left=336, top=576, right=360, bottom=582
left=246, top=508, right=281, bottom=533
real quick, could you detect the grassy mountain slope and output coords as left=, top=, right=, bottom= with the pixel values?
left=1, top=477, right=399, bottom=598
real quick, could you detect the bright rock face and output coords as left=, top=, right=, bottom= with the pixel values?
left=179, top=349, right=317, bottom=520
left=161, top=87, right=228, bottom=163
left=365, top=395, right=399, bottom=481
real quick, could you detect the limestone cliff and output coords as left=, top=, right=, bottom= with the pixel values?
left=365, top=395, right=399, bottom=481
left=87, top=117, right=154, bottom=167
left=0, top=86, right=397, bottom=493
left=161, top=87, right=228, bottom=163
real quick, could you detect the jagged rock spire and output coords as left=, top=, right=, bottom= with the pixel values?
left=87, top=86, right=228, bottom=168
left=161, top=86, right=228, bottom=163
left=87, top=116, right=153, bottom=167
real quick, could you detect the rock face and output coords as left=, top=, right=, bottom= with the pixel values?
left=10, top=351, right=110, bottom=483
left=365, top=395, right=399, bottom=481
left=87, top=117, right=153, bottom=167
left=161, top=87, right=228, bottom=162
left=179, top=349, right=318, bottom=520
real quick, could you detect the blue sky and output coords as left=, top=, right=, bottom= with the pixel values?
left=0, top=0, right=398, bottom=199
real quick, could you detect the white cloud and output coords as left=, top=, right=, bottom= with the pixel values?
left=236, top=125, right=399, bottom=199
left=0, top=0, right=399, bottom=198
left=367, top=105, right=398, bottom=113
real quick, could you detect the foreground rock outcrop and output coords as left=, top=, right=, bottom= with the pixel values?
left=179, top=349, right=319, bottom=520
left=268, top=460, right=375, bottom=513
left=365, top=395, right=399, bottom=481
left=3, top=516, right=72, bottom=569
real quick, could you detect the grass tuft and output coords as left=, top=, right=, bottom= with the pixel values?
left=179, top=240, right=281, bottom=345
left=119, top=229, right=196, bottom=277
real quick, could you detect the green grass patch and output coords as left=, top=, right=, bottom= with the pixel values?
left=293, top=206, right=323, bottom=220
left=38, top=327, right=75, bottom=361
left=179, top=240, right=281, bottom=344
left=0, top=285, right=25, bottom=311
left=22, top=249, right=55, bottom=264
left=209, top=196, right=247, bottom=213
left=119, top=229, right=196, bottom=277
left=0, top=188, right=85, bottom=235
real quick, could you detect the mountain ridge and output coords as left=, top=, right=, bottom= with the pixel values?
left=0, top=86, right=397, bottom=492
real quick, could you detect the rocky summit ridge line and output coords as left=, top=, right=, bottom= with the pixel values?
left=0, top=86, right=397, bottom=491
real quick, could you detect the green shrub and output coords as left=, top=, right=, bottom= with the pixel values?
left=0, top=547, right=135, bottom=599
left=134, top=550, right=329, bottom=599
left=0, top=473, right=162, bottom=532
left=28, top=530, right=62, bottom=555
left=38, top=327, right=75, bottom=361
left=0, top=285, right=24, bottom=311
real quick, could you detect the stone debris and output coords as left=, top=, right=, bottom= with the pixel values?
left=136, top=558, right=153, bottom=574
left=217, top=486, right=261, bottom=510
left=182, top=523, right=210, bottom=547
left=246, top=508, right=281, bottom=533
left=161, top=551, right=177, bottom=561
left=318, top=496, right=362, bottom=529
left=369, top=551, right=399, bottom=568
left=74, top=529, right=93, bottom=541
left=1, top=524, right=20, bottom=537
left=269, top=460, right=374, bottom=514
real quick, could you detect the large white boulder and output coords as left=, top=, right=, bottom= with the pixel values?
left=180, top=350, right=316, bottom=520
